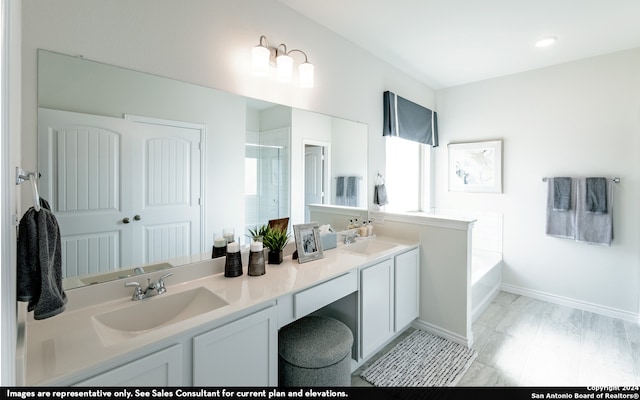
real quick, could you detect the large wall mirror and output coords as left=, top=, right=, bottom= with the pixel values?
left=37, top=50, right=368, bottom=290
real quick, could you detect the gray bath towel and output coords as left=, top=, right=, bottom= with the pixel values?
left=585, top=177, right=607, bottom=214
left=335, top=176, right=346, bottom=205
left=17, top=198, right=67, bottom=319
left=553, top=177, right=572, bottom=211
left=346, top=176, right=359, bottom=207
left=545, top=178, right=576, bottom=239
left=576, top=178, right=613, bottom=246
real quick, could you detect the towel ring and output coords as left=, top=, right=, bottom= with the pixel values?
left=16, top=167, right=41, bottom=212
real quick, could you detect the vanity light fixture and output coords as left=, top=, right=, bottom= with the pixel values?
left=534, top=36, right=557, bottom=48
left=252, top=35, right=315, bottom=88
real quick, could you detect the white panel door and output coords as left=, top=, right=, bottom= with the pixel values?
left=129, top=123, right=201, bottom=266
left=38, top=108, right=202, bottom=276
left=304, top=145, right=324, bottom=222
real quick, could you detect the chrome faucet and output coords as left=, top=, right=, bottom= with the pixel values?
left=125, top=272, right=173, bottom=301
left=342, top=231, right=359, bottom=244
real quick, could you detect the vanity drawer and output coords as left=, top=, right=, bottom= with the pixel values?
left=293, top=271, right=357, bottom=319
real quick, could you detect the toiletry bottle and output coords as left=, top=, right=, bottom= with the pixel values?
left=347, top=219, right=354, bottom=229
left=367, top=220, right=373, bottom=237
left=359, top=221, right=368, bottom=237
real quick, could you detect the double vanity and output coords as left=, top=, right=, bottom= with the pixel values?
left=18, top=235, right=419, bottom=387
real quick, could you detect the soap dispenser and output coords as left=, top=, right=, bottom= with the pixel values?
left=359, top=221, right=368, bottom=238
left=367, top=220, right=374, bottom=237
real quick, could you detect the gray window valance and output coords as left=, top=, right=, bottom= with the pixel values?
left=383, top=91, right=439, bottom=147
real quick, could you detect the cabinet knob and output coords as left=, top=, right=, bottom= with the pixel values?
left=134, top=214, right=141, bottom=221
left=123, top=217, right=130, bottom=224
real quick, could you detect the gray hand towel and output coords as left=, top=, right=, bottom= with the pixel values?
left=553, top=177, right=572, bottom=211
left=545, top=178, right=576, bottom=239
left=374, top=184, right=389, bottom=206
left=576, top=178, right=613, bottom=246
left=585, top=177, right=607, bottom=214
left=17, top=198, right=67, bottom=320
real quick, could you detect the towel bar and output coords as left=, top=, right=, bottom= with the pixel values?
left=542, top=177, right=620, bottom=183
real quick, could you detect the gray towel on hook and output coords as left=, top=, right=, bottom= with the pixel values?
left=553, top=177, right=572, bottom=211
left=17, top=198, right=67, bottom=320
left=546, top=178, right=576, bottom=239
left=585, top=177, right=607, bottom=213
left=576, top=178, right=613, bottom=246
left=374, top=184, right=389, bottom=206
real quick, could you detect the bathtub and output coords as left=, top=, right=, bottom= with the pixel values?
left=471, top=250, right=503, bottom=322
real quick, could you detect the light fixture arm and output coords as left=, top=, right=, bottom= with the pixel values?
left=286, top=49, right=310, bottom=63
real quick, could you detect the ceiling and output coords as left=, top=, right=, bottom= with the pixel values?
left=278, top=0, right=640, bottom=89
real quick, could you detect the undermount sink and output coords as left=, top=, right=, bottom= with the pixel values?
left=92, top=287, right=228, bottom=345
left=342, top=240, right=398, bottom=256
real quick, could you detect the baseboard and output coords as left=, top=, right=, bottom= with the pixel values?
left=411, top=319, right=473, bottom=347
left=501, top=283, right=640, bottom=323
left=472, top=283, right=501, bottom=322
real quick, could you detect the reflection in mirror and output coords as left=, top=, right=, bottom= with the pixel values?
left=37, top=49, right=367, bottom=290
left=245, top=100, right=291, bottom=236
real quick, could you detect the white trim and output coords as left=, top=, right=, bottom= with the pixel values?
left=1, top=0, right=17, bottom=385
left=124, top=114, right=207, bottom=255
left=501, top=283, right=640, bottom=323
left=411, top=319, right=474, bottom=348
left=302, top=139, right=331, bottom=218
left=369, top=210, right=475, bottom=231
left=393, top=92, right=399, bottom=136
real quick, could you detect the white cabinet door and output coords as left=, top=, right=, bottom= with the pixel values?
left=193, top=306, right=278, bottom=386
left=360, top=258, right=394, bottom=359
left=395, top=248, right=420, bottom=331
left=74, top=344, right=182, bottom=386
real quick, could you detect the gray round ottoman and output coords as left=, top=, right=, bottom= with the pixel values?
left=279, top=315, right=353, bottom=387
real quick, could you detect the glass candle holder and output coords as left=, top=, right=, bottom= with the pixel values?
left=248, top=241, right=265, bottom=276
left=212, top=235, right=227, bottom=259
left=223, top=228, right=235, bottom=244
left=224, top=241, right=243, bottom=277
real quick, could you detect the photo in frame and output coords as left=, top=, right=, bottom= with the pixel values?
left=293, top=222, right=324, bottom=264
left=448, top=140, right=503, bottom=193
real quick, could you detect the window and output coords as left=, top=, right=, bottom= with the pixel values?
left=385, top=136, right=432, bottom=212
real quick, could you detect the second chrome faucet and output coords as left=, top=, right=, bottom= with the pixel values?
left=125, top=272, right=173, bottom=301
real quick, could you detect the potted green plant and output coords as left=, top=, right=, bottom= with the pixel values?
left=262, top=227, right=290, bottom=264
left=247, top=224, right=270, bottom=242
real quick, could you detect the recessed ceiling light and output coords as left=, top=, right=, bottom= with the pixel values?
left=535, top=36, right=557, bottom=48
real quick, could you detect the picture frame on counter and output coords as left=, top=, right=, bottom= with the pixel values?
left=293, top=222, right=324, bottom=264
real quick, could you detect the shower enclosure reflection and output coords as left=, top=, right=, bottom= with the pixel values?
left=244, top=142, right=290, bottom=236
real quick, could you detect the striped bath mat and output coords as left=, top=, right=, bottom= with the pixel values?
left=360, top=329, right=477, bottom=387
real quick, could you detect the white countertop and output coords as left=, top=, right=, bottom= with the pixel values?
left=22, top=235, right=418, bottom=386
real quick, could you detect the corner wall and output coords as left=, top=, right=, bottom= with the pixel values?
left=435, top=48, right=640, bottom=319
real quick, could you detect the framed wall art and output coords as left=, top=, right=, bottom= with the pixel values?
left=448, top=140, right=502, bottom=193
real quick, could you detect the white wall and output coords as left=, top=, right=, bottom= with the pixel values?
left=21, top=0, right=435, bottom=213
left=2, top=0, right=21, bottom=385
left=435, top=48, right=640, bottom=319
left=331, top=118, right=368, bottom=208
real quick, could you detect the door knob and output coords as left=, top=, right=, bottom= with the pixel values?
left=134, top=214, right=141, bottom=221
left=123, top=217, right=130, bottom=224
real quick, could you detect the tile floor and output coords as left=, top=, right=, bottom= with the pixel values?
left=352, top=291, right=640, bottom=386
